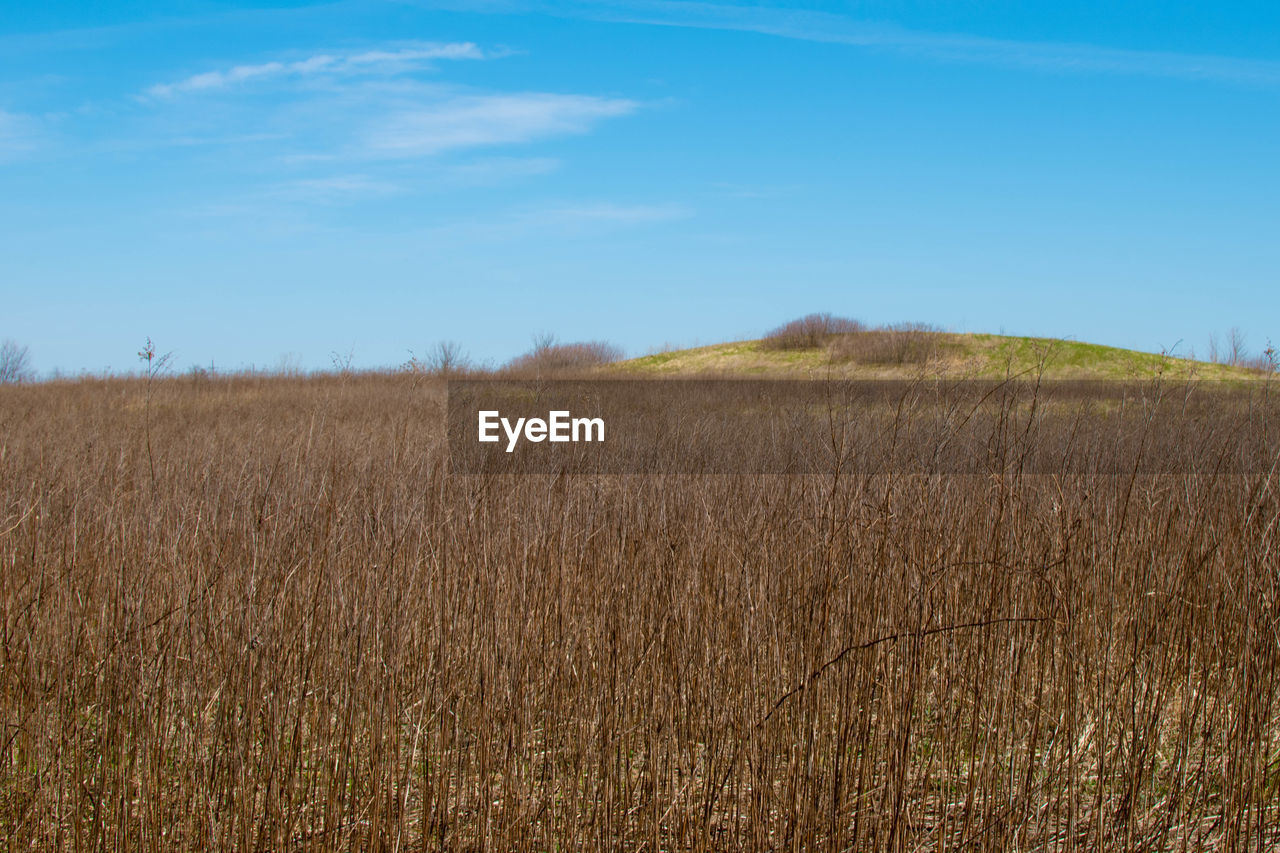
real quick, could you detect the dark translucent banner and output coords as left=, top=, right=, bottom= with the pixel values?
left=447, top=379, right=1278, bottom=475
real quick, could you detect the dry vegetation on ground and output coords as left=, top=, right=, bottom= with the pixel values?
left=1, top=372, right=1279, bottom=850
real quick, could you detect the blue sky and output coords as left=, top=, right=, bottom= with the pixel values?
left=3, top=0, right=1278, bottom=373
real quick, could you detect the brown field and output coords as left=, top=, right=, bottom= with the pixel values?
left=2, top=372, right=1279, bottom=850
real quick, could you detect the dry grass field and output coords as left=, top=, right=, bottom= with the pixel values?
left=2, top=368, right=1279, bottom=850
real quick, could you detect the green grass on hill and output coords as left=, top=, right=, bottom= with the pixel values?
left=612, top=332, right=1270, bottom=381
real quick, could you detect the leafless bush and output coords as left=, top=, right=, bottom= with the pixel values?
left=761, top=313, right=865, bottom=350
left=1208, top=328, right=1276, bottom=372
left=0, top=339, right=32, bottom=383
left=827, top=322, right=943, bottom=365
left=330, top=347, right=356, bottom=376
left=405, top=341, right=471, bottom=377
left=1227, top=326, right=1247, bottom=366
left=1240, top=341, right=1277, bottom=373
left=505, top=336, right=623, bottom=374
left=275, top=352, right=305, bottom=377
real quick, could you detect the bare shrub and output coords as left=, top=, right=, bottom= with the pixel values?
left=405, top=341, right=471, bottom=377
left=1227, top=327, right=1247, bottom=366
left=428, top=340, right=468, bottom=375
left=761, top=313, right=865, bottom=350
left=1240, top=340, right=1277, bottom=373
left=505, top=336, right=623, bottom=374
left=275, top=352, right=305, bottom=377
left=0, top=339, right=32, bottom=383
left=330, top=347, right=356, bottom=376
left=1209, top=328, right=1276, bottom=372
left=827, top=322, right=942, bottom=366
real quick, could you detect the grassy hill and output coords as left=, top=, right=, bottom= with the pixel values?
left=613, top=332, right=1269, bottom=380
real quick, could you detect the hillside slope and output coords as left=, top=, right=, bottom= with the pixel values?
left=613, top=332, right=1268, bottom=380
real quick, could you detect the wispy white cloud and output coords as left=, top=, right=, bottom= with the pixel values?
left=474, top=0, right=1280, bottom=86
left=125, top=39, right=640, bottom=209
left=364, top=93, right=638, bottom=157
left=135, top=43, right=637, bottom=163
left=144, top=42, right=487, bottom=98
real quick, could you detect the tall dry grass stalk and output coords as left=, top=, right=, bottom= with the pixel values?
left=1, top=372, right=1278, bottom=850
